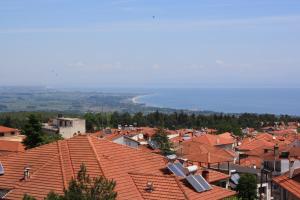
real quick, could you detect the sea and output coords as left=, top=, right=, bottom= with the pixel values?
left=132, top=88, right=300, bottom=116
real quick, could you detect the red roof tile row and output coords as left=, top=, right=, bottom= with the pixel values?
left=0, top=135, right=235, bottom=200
left=0, top=126, right=18, bottom=133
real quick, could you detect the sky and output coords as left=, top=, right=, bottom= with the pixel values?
left=1, top=0, right=300, bottom=88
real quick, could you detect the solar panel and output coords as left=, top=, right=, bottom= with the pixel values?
left=148, top=140, right=159, bottom=149
left=230, top=173, right=240, bottom=185
left=0, top=163, right=4, bottom=175
left=174, top=162, right=186, bottom=174
left=186, top=175, right=212, bottom=193
left=167, top=162, right=186, bottom=177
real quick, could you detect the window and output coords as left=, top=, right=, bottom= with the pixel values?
left=0, top=133, right=4, bottom=137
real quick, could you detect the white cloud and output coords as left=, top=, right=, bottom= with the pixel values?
left=151, top=64, right=160, bottom=70
left=68, top=61, right=86, bottom=68
left=215, top=60, right=225, bottom=65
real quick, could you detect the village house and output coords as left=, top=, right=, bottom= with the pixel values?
left=42, top=116, right=86, bottom=139
left=190, top=133, right=235, bottom=150
left=273, top=166, right=300, bottom=200
left=231, top=131, right=300, bottom=200
left=93, top=127, right=179, bottom=149
left=0, top=134, right=236, bottom=200
left=0, top=126, right=21, bottom=140
left=0, top=140, right=24, bottom=156
left=0, top=126, right=25, bottom=156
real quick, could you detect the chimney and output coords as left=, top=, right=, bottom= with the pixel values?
left=23, top=166, right=31, bottom=180
left=178, top=157, right=188, bottom=165
left=289, top=158, right=295, bottom=178
left=274, top=144, right=279, bottom=157
left=202, top=169, right=209, bottom=181
left=145, top=181, right=154, bottom=192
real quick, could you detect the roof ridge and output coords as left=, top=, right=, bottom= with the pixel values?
left=174, top=176, right=190, bottom=200
left=129, top=172, right=191, bottom=199
left=128, top=172, right=161, bottom=200
left=128, top=171, right=177, bottom=178
left=57, top=140, right=68, bottom=189
left=65, top=139, right=75, bottom=178
left=87, top=136, right=105, bottom=176
left=92, top=135, right=165, bottom=160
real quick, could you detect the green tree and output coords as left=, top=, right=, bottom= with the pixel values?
left=152, top=128, right=174, bottom=155
left=44, top=164, right=117, bottom=200
left=2, top=116, right=12, bottom=127
left=23, top=164, right=117, bottom=200
left=22, top=114, right=63, bottom=149
left=42, top=133, right=64, bottom=145
left=22, top=194, right=36, bottom=200
left=45, top=191, right=61, bottom=200
left=22, top=114, right=45, bottom=149
left=236, top=174, right=257, bottom=200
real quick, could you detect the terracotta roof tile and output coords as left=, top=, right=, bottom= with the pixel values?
left=273, top=169, right=300, bottom=199
left=180, top=180, right=236, bottom=200
left=0, top=126, right=18, bottom=133
left=192, top=134, right=234, bottom=146
left=196, top=169, right=229, bottom=183
left=0, top=135, right=235, bottom=200
left=179, top=141, right=234, bottom=164
left=0, top=140, right=25, bottom=154
left=238, top=139, right=274, bottom=151
left=130, top=173, right=187, bottom=200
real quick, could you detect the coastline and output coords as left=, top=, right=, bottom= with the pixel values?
left=131, top=93, right=156, bottom=106
left=132, top=95, right=142, bottom=104
left=129, top=88, right=300, bottom=116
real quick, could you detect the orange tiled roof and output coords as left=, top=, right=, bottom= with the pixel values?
left=196, top=169, right=230, bottom=183
left=179, top=141, right=234, bottom=164
left=271, top=129, right=297, bottom=136
left=129, top=172, right=187, bottom=200
left=255, top=133, right=274, bottom=141
left=239, top=156, right=263, bottom=168
left=0, top=135, right=235, bottom=200
left=192, top=134, right=234, bottom=146
left=185, top=152, right=233, bottom=164
left=0, top=126, right=17, bottom=133
left=93, top=127, right=176, bottom=140
left=0, top=140, right=25, bottom=154
left=238, top=139, right=274, bottom=151
left=273, top=168, right=300, bottom=199
left=182, top=184, right=235, bottom=200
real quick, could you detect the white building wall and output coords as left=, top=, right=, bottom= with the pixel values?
left=59, top=119, right=86, bottom=139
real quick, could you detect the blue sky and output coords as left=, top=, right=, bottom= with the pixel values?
left=1, top=0, right=300, bottom=88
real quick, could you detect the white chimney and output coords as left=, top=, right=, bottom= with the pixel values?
left=289, top=159, right=295, bottom=179
left=23, top=166, right=31, bottom=180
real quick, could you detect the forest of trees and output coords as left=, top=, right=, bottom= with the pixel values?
left=0, top=111, right=299, bottom=136
left=84, top=111, right=300, bottom=135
